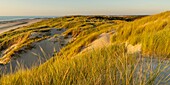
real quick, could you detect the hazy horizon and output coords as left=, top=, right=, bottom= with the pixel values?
left=0, top=0, right=170, bottom=16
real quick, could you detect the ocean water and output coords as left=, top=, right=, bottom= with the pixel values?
left=0, top=16, right=56, bottom=22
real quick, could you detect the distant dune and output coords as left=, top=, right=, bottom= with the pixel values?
left=0, top=19, right=43, bottom=34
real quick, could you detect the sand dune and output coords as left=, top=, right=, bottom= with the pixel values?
left=0, top=28, right=72, bottom=73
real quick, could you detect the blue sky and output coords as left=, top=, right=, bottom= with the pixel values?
left=0, top=0, right=170, bottom=16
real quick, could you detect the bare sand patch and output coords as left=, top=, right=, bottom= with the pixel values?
left=126, top=43, right=142, bottom=54
left=81, top=33, right=111, bottom=53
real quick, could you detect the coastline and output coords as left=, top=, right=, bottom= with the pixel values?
left=0, top=19, right=44, bottom=34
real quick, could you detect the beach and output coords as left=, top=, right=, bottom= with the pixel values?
left=0, top=19, right=43, bottom=34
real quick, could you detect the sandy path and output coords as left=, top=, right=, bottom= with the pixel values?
left=0, top=19, right=43, bottom=34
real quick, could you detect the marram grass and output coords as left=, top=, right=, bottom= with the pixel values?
left=0, top=44, right=169, bottom=85
left=0, top=12, right=170, bottom=85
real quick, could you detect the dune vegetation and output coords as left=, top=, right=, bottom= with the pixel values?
left=114, top=11, right=170, bottom=57
left=0, top=12, right=170, bottom=84
left=1, top=44, right=169, bottom=85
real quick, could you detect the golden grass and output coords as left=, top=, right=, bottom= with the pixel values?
left=0, top=44, right=169, bottom=85
left=0, top=12, right=170, bottom=84
left=112, top=11, right=170, bottom=57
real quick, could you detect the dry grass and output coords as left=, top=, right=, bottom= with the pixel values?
left=0, top=13, right=170, bottom=85
left=0, top=44, right=169, bottom=85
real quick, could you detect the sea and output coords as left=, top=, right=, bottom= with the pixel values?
left=0, top=16, right=56, bottom=22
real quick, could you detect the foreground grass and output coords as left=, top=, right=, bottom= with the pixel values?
left=0, top=44, right=169, bottom=85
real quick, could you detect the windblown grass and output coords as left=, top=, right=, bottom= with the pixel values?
left=0, top=13, right=170, bottom=85
left=0, top=44, right=169, bottom=85
left=112, top=11, right=170, bottom=57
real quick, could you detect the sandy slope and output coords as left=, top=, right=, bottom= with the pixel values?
left=81, top=33, right=111, bottom=53
left=0, top=28, right=72, bottom=73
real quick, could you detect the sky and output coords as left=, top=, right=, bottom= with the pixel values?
left=0, top=0, right=170, bottom=16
